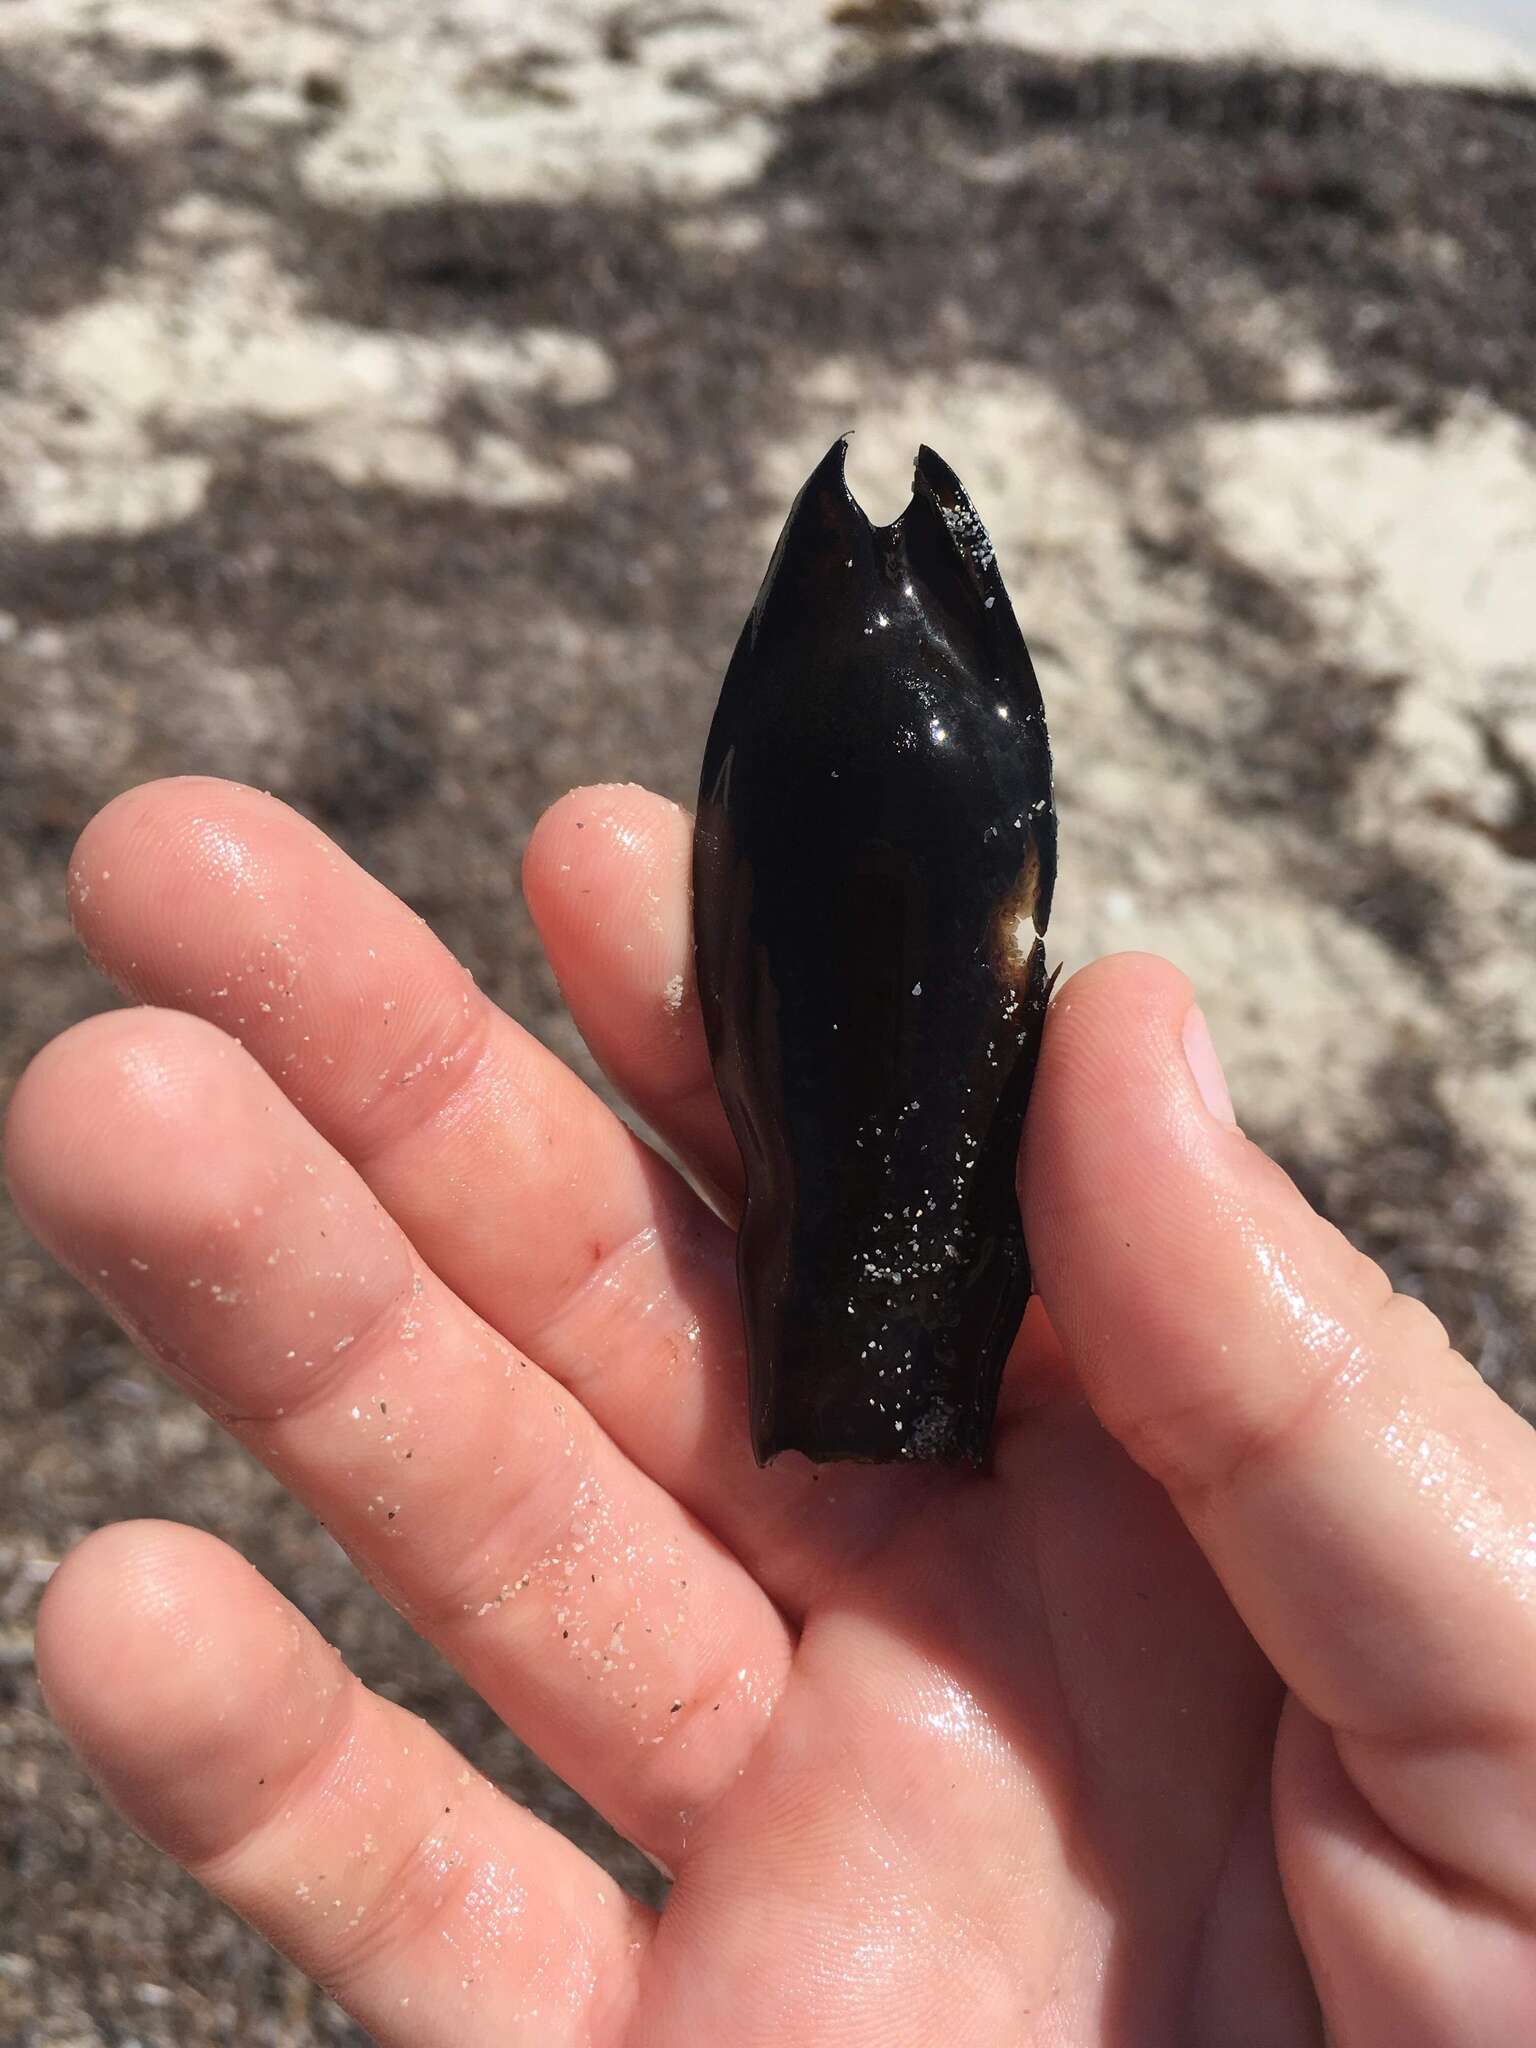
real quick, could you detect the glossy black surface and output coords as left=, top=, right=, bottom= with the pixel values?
left=694, top=440, right=1056, bottom=1465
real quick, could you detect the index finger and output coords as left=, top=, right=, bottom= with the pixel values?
left=521, top=784, right=742, bottom=1215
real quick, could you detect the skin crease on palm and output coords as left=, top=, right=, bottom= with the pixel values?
left=6, top=779, right=1536, bottom=2047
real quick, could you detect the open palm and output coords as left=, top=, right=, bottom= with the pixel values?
left=9, top=778, right=1536, bottom=2045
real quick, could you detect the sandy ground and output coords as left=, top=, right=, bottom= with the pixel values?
left=2, top=3, right=1535, bottom=2040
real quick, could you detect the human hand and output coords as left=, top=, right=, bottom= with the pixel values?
left=8, top=777, right=1535, bottom=2045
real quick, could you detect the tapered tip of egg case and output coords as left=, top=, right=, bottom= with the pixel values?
left=801, top=434, right=862, bottom=529
left=910, top=442, right=1003, bottom=590
left=762, top=436, right=1001, bottom=599
left=750, top=436, right=870, bottom=630
left=750, top=439, right=1036, bottom=720
left=802, top=435, right=994, bottom=556
left=812, top=430, right=854, bottom=489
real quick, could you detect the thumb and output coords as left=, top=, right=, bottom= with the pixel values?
left=1022, top=954, right=1536, bottom=1912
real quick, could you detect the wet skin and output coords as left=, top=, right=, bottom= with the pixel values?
left=8, top=775, right=1536, bottom=2045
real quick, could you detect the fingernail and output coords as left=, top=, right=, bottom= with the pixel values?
left=1182, top=1005, right=1237, bottom=1128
